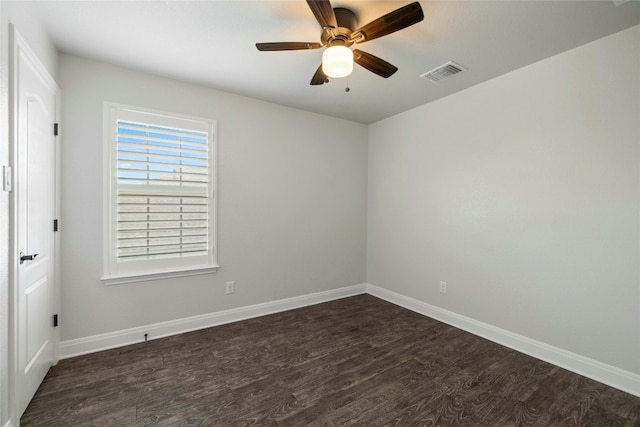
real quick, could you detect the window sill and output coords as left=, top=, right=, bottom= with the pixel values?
left=101, top=265, right=219, bottom=286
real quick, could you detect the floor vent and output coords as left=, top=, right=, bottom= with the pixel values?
left=420, top=61, right=467, bottom=83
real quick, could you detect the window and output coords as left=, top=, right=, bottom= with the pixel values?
left=103, top=103, right=218, bottom=284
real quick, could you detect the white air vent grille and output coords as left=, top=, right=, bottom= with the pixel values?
left=420, top=61, right=467, bottom=83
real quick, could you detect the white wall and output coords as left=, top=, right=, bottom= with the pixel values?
left=59, top=54, right=368, bottom=342
left=368, top=25, right=640, bottom=375
left=1, top=2, right=59, bottom=425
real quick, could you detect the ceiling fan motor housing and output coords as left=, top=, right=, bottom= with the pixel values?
left=321, top=7, right=358, bottom=47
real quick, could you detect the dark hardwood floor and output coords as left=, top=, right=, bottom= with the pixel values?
left=22, top=294, right=640, bottom=426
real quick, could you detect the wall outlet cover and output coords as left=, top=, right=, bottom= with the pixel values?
left=439, top=281, right=447, bottom=294
left=225, top=281, right=235, bottom=295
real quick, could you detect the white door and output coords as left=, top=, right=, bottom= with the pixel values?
left=13, top=29, right=58, bottom=417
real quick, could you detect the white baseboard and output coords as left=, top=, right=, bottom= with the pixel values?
left=365, top=283, right=640, bottom=398
left=59, top=283, right=367, bottom=359
left=59, top=281, right=640, bottom=398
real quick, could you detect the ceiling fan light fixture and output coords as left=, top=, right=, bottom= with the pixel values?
left=322, top=46, right=353, bottom=78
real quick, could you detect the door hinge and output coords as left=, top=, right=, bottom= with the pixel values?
left=53, top=314, right=58, bottom=327
left=53, top=123, right=59, bottom=136
left=53, top=219, right=58, bottom=232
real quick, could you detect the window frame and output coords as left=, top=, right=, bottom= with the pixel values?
left=101, top=102, right=218, bottom=285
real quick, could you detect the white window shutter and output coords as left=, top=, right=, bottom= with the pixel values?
left=116, top=121, right=209, bottom=261
left=103, top=103, right=217, bottom=283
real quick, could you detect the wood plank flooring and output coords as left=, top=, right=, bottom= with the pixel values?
left=22, top=294, right=640, bottom=426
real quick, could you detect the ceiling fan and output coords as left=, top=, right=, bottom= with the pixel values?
left=256, top=0, right=424, bottom=85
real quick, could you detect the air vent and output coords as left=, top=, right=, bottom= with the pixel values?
left=420, top=61, right=467, bottom=83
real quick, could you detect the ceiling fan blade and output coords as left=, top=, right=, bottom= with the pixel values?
left=351, top=2, right=424, bottom=43
left=256, top=42, right=322, bottom=51
left=310, top=64, right=328, bottom=85
left=353, top=50, right=398, bottom=78
left=306, top=0, right=337, bottom=29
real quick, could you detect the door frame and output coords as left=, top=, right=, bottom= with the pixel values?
left=8, top=23, right=61, bottom=422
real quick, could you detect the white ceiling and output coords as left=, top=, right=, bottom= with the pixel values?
left=24, top=0, right=640, bottom=124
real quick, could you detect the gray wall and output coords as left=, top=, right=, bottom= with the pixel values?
left=59, top=54, right=368, bottom=341
left=367, top=25, right=640, bottom=374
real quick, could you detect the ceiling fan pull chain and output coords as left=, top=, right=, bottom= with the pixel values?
left=345, top=76, right=351, bottom=93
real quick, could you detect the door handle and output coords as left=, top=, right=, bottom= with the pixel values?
left=19, top=252, right=38, bottom=264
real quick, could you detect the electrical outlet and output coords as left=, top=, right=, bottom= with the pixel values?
left=439, top=281, right=447, bottom=294
left=225, top=281, right=235, bottom=295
